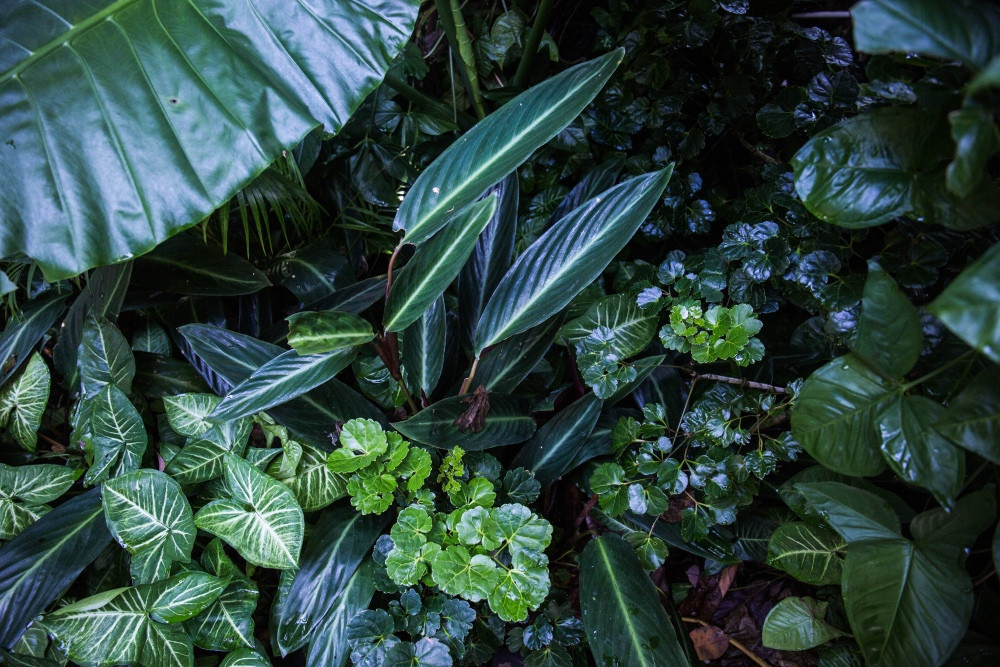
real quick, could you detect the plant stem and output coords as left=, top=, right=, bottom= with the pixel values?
left=435, top=0, right=486, bottom=119
left=900, top=351, right=975, bottom=392
left=512, top=0, right=555, bottom=90
left=385, top=243, right=402, bottom=299
left=692, top=372, right=787, bottom=394
left=459, top=355, right=481, bottom=395
left=382, top=72, right=476, bottom=131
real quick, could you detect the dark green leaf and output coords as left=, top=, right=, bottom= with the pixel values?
left=580, top=534, right=690, bottom=667
left=947, top=108, right=1000, bottom=198
left=475, top=316, right=564, bottom=393
left=513, top=393, right=603, bottom=487
left=272, top=241, right=354, bottom=305
left=796, top=481, right=901, bottom=543
left=852, top=0, right=1000, bottom=69
left=287, top=311, right=375, bottom=355
left=305, top=559, right=377, bottom=667
left=559, top=295, right=657, bottom=359
left=132, top=236, right=270, bottom=296
left=0, top=489, right=110, bottom=648
left=187, top=540, right=258, bottom=651
left=878, top=396, right=964, bottom=507
left=276, top=503, right=388, bottom=655
left=307, top=275, right=388, bottom=315
left=928, top=241, right=1000, bottom=362
left=935, top=366, right=1000, bottom=463
left=402, top=295, right=446, bottom=399
left=395, top=51, right=623, bottom=244
left=791, top=354, right=899, bottom=476
left=475, top=169, right=672, bottom=353
left=385, top=195, right=498, bottom=332
left=393, top=394, right=536, bottom=450
left=766, top=522, right=845, bottom=586
left=852, top=261, right=921, bottom=377
left=0, top=295, right=67, bottom=387
left=0, top=0, right=419, bottom=280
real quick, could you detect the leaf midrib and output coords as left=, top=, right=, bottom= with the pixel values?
left=2, top=0, right=142, bottom=83
left=595, top=538, right=655, bottom=667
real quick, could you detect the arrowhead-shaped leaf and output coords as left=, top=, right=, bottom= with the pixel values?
left=935, top=366, right=1000, bottom=463
left=0, top=353, right=50, bottom=452
left=852, top=261, right=922, bottom=377
left=0, top=463, right=77, bottom=540
left=195, top=455, right=304, bottom=570
left=766, top=522, right=846, bottom=586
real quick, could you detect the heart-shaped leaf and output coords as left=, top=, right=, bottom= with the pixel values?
left=0, top=353, right=50, bottom=452
left=766, top=522, right=845, bottom=586
left=394, top=51, right=623, bottom=245
left=195, top=455, right=304, bottom=570
left=474, top=169, right=672, bottom=353
left=186, top=540, right=258, bottom=652
left=82, top=385, right=148, bottom=486
left=283, top=443, right=349, bottom=512
left=935, top=366, right=1000, bottom=463
left=385, top=194, right=498, bottom=332
left=559, top=295, right=658, bottom=359
left=0, top=463, right=77, bottom=541
left=762, top=597, right=847, bottom=650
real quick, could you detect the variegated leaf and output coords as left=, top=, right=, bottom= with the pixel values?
left=102, top=470, right=196, bottom=584
left=559, top=294, right=658, bottom=359
left=163, top=393, right=223, bottom=437
left=194, top=455, right=304, bottom=569
left=0, top=463, right=77, bottom=540
left=78, top=315, right=135, bottom=399
left=166, top=419, right=252, bottom=485
left=187, top=540, right=258, bottom=651
left=283, top=443, right=349, bottom=512
left=0, top=353, right=50, bottom=452
left=82, top=385, right=147, bottom=486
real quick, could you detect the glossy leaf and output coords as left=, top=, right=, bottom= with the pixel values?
left=580, top=534, right=690, bottom=667
left=78, top=314, right=135, bottom=399
left=132, top=236, right=270, bottom=296
left=762, top=597, right=847, bottom=650
left=0, top=489, right=110, bottom=648
left=194, top=455, right=304, bottom=570
left=102, top=469, right=196, bottom=583
left=475, top=315, right=563, bottom=393
left=935, top=366, right=1000, bottom=463
left=513, top=393, right=603, bottom=487
left=221, top=648, right=271, bottom=667
left=0, top=295, right=67, bottom=387
left=163, top=393, right=221, bottom=438
left=796, top=482, right=901, bottom=543
left=305, top=559, right=378, bottom=667
left=41, top=572, right=225, bottom=667
left=458, top=174, right=518, bottom=349
left=283, top=443, right=349, bottom=512
left=394, top=50, right=623, bottom=244
left=0, top=0, right=419, bottom=280
left=385, top=194, right=498, bottom=332
left=401, top=295, right=446, bottom=399
left=287, top=311, right=375, bottom=355
left=852, top=0, right=1000, bottom=70
left=560, top=295, right=657, bottom=359
left=0, top=463, right=77, bottom=540
left=393, top=394, right=536, bottom=450
left=947, top=107, right=1000, bottom=198
left=272, top=240, right=355, bottom=305
left=209, top=348, right=356, bottom=423
left=791, top=354, right=899, bottom=476
left=306, top=274, right=389, bottom=314
left=0, top=353, right=50, bottom=452
left=83, top=384, right=148, bottom=486
left=275, top=503, right=388, bottom=655
left=878, top=396, right=964, bottom=507
left=928, top=241, right=1000, bottom=362
left=166, top=419, right=252, bottom=485
left=852, top=261, right=921, bottom=377
left=475, top=169, right=672, bottom=353
left=187, top=540, right=258, bottom=652
left=766, top=522, right=845, bottom=586
left=132, top=321, right=171, bottom=356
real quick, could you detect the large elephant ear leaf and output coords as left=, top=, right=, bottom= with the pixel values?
left=0, top=0, right=419, bottom=280
left=394, top=50, right=624, bottom=245
left=474, top=168, right=672, bottom=354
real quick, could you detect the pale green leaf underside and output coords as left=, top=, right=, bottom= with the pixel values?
left=0, top=0, right=419, bottom=280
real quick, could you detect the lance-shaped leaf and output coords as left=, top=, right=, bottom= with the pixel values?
left=195, top=455, right=304, bottom=570
left=283, top=443, right=349, bottom=512
left=40, top=572, right=225, bottom=667
left=852, top=261, right=922, bottom=378
left=394, top=50, right=623, bottom=245
left=306, top=559, right=378, bottom=667
left=560, top=295, right=657, bottom=359
left=0, top=295, right=67, bottom=387
left=306, top=275, right=389, bottom=315
left=766, top=522, right=845, bottom=586
left=83, top=385, right=148, bottom=486
left=0, top=488, right=111, bottom=648
left=401, top=295, right=446, bottom=399
left=385, top=194, right=498, bottom=332
left=475, top=169, right=672, bottom=353
left=275, top=503, right=388, bottom=655
left=187, top=540, right=258, bottom=652
left=393, top=394, right=536, bottom=450
left=513, top=393, right=603, bottom=487
left=102, top=470, right=196, bottom=584
left=78, top=314, right=135, bottom=398
left=790, top=354, right=899, bottom=477
left=0, top=0, right=419, bottom=280
left=762, top=597, right=847, bottom=651
left=0, top=353, right=50, bottom=452
left=458, top=174, right=518, bottom=348
left=0, top=463, right=77, bottom=540
left=928, top=241, right=1000, bottom=363
left=209, top=348, right=356, bottom=423
left=580, top=534, right=690, bottom=667
left=474, top=316, right=563, bottom=393
left=287, top=311, right=375, bottom=355
left=132, top=236, right=270, bottom=296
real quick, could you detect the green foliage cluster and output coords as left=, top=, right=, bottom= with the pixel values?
left=1, top=0, right=1000, bottom=666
